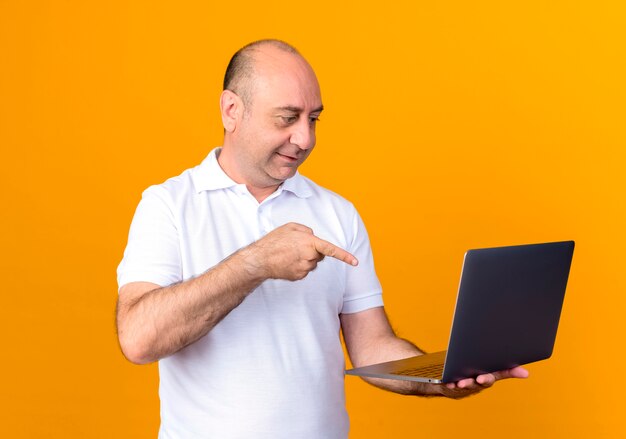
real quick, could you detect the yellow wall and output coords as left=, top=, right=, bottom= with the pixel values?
left=1, top=1, right=624, bottom=437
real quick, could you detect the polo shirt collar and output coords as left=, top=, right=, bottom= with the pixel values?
left=191, top=148, right=238, bottom=192
left=281, top=170, right=313, bottom=199
left=191, top=148, right=313, bottom=199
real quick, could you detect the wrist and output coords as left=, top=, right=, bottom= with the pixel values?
left=237, top=243, right=270, bottom=282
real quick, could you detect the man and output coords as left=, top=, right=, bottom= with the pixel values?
left=116, top=39, right=528, bottom=438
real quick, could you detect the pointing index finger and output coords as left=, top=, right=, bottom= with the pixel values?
left=313, top=237, right=359, bottom=266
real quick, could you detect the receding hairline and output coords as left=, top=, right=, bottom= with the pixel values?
left=223, top=39, right=304, bottom=104
left=239, top=39, right=301, bottom=59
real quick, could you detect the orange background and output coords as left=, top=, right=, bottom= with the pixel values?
left=1, top=1, right=624, bottom=437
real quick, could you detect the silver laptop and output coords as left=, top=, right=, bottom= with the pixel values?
left=346, top=241, right=575, bottom=384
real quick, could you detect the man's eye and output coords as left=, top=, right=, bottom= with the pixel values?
left=282, top=116, right=298, bottom=124
left=309, top=116, right=320, bottom=124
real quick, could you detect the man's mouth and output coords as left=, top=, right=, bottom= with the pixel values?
left=276, top=152, right=298, bottom=162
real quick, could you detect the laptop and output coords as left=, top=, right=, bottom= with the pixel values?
left=345, top=241, right=575, bottom=384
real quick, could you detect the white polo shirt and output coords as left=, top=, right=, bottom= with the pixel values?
left=118, top=148, right=383, bottom=439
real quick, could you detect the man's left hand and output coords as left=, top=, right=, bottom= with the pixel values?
left=437, top=366, right=530, bottom=399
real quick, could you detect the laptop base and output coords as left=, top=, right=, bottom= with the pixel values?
left=346, top=351, right=447, bottom=384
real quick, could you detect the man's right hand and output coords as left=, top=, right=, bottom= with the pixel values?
left=245, top=222, right=358, bottom=281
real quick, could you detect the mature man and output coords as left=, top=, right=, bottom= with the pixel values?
left=116, top=40, right=527, bottom=438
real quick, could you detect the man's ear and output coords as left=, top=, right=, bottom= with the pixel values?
left=220, top=90, right=242, bottom=133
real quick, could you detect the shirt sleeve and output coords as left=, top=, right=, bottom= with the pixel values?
left=117, top=185, right=183, bottom=290
left=340, top=208, right=384, bottom=314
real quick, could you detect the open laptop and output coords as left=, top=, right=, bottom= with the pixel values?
left=345, top=241, right=575, bottom=384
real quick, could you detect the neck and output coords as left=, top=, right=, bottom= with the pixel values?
left=216, top=147, right=282, bottom=203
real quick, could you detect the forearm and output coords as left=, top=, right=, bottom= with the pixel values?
left=351, top=335, right=445, bottom=396
left=341, top=308, right=448, bottom=397
left=117, top=246, right=265, bottom=364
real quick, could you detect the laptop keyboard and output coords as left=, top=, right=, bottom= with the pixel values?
left=394, top=363, right=444, bottom=379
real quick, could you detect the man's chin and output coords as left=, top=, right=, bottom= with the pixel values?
left=270, top=167, right=298, bottom=182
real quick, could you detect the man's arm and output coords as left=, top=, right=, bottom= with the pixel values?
left=340, top=307, right=529, bottom=399
left=116, top=222, right=358, bottom=365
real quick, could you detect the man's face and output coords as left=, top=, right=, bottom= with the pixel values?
left=225, top=48, right=323, bottom=189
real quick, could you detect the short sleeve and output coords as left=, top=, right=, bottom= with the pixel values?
left=340, top=209, right=384, bottom=314
left=117, top=186, right=182, bottom=290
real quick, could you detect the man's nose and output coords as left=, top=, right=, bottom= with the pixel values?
left=289, top=119, right=315, bottom=150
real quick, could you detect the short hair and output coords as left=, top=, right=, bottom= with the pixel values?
left=223, top=39, right=300, bottom=106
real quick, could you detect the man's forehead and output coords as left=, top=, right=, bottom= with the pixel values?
left=254, top=71, right=322, bottom=111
